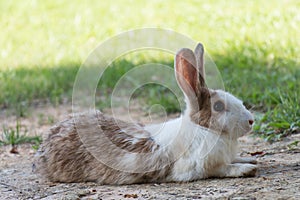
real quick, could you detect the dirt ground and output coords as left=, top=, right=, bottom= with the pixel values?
left=0, top=104, right=299, bottom=200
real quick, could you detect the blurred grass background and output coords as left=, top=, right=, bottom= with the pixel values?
left=0, top=0, right=299, bottom=141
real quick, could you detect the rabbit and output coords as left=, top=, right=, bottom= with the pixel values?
left=34, top=43, right=257, bottom=184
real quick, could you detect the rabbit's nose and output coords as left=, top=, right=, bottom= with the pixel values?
left=248, top=119, right=254, bottom=125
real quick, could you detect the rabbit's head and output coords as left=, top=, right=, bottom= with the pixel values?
left=175, top=43, right=254, bottom=138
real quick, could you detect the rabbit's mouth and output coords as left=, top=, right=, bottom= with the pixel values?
left=217, top=120, right=253, bottom=139
left=236, top=123, right=253, bottom=137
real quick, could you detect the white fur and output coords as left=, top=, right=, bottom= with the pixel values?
left=213, top=90, right=254, bottom=138
left=144, top=89, right=255, bottom=181
left=145, top=109, right=237, bottom=181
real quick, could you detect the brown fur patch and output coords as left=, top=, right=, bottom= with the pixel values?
left=34, top=111, right=174, bottom=184
left=189, top=87, right=212, bottom=128
left=96, top=114, right=159, bottom=153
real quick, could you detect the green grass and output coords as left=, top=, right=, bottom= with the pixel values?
left=133, top=83, right=182, bottom=114
left=0, top=64, right=79, bottom=113
left=0, top=0, right=299, bottom=142
left=254, top=90, right=300, bottom=142
left=0, top=121, right=42, bottom=150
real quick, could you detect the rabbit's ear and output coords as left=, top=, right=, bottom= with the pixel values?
left=175, top=48, right=198, bottom=97
left=194, top=43, right=205, bottom=81
left=175, top=46, right=211, bottom=124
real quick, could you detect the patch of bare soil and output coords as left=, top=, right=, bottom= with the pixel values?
left=0, top=104, right=299, bottom=200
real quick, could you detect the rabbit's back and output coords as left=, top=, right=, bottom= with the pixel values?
left=34, top=111, right=173, bottom=184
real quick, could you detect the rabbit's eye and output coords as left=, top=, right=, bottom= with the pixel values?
left=213, top=101, right=225, bottom=112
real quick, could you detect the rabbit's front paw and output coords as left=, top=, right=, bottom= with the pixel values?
left=232, top=157, right=257, bottom=164
left=222, top=163, right=257, bottom=178
left=239, top=163, right=257, bottom=177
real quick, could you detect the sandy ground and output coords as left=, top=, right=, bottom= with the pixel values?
left=0, top=104, right=299, bottom=200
